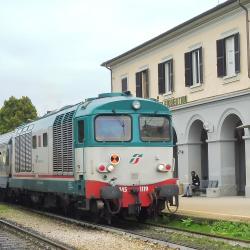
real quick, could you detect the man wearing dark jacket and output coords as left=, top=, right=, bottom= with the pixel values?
left=182, top=171, right=200, bottom=197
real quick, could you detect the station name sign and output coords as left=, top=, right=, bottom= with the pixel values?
left=163, top=96, right=187, bottom=107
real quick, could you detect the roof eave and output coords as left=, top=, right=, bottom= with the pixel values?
left=101, top=0, right=243, bottom=68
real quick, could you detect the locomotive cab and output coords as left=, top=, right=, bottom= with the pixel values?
left=74, top=93, right=179, bottom=218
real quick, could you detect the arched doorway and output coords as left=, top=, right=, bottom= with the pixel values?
left=173, top=129, right=178, bottom=178
left=188, top=120, right=208, bottom=180
left=220, top=114, right=246, bottom=195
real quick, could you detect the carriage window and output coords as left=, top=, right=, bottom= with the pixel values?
left=139, top=116, right=170, bottom=141
left=43, top=133, right=48, bottom=147
left=32, top=136, right=37, bottom=149
left=38, top=136, right=41, bottom=147
left=78, top=120, right=84, bottom=143
left=95, top=115, right=131, bottom=142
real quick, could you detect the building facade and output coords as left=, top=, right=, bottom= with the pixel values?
left=101, top=0, right=250, bottom=197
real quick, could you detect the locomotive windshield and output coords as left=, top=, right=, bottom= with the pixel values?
left=95, top=115, right=131, bottom=142
left=139, top=116, right=170, bottom=141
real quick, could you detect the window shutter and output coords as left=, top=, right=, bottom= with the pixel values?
left=169, top=59, right=174, bottom=92
left=158, top=63, right=165, bottom=94
left=185, top=52, right=192, bottom=86
left=216, top=39, right=225, bottom=77
left=121, top=78, right=127, bottom=92
left=144, top=69, right=149, bottom=98
left=136, top=72, right=142, bottom=97
left=234, top=33, right=240, bottom=73
left=199, top=47, right=203, bottom=83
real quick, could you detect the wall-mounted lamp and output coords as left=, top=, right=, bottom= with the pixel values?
left=203, top=121, right=214, bottom=133
left=177, top=149, right=184, bottom=154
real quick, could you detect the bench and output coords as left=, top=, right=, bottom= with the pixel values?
left=193, top=180, right=218, bottom=196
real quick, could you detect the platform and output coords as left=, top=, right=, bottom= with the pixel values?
left=176, top=196, right=250, bottom=222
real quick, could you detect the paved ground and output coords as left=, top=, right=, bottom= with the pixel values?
left=176, top=196, right=250, bottom=222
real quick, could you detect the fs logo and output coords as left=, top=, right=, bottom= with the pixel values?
left=129, top=154, right=143, bottom=164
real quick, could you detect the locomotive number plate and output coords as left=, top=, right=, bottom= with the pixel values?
left=119, top=186, right=149, bottom=192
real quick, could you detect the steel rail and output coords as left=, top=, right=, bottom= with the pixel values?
left=143, top=220, right=250, bottom=245
left=3, top=203, right=250, bottom=249
left=25, top=209, right=194, bottom=250
left=0, top=219, right=73, bottom=250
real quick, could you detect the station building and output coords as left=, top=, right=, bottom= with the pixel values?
left=101, top=0, right=250, bottom=197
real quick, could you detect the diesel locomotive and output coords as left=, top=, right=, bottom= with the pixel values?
left=0, top=92, right=179, bottom=221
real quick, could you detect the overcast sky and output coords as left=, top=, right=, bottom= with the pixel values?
left=0, top=0, right=227, bottom=115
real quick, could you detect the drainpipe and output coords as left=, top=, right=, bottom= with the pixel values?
left=106, top=66, right=113, bottom=92
left=238, top=0, right=250, bottom=78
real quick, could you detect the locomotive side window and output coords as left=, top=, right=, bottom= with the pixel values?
left=32, top=136, right=37, bottom=149
left=38, top=135, right=41, bottom=147
left=95, top=115, right=131, bottom=142
left=78, top=120, right=84, bottom=143
left=140, top=116, right=170, bottom=141
left=43, top=133, right=48, bottom=147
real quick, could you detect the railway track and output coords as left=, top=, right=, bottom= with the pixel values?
left=26, top=209, right=186, bottom=250
left=2, top=203, right=250, bottom=249
left=141, top=219, right=250, bottom=245
left=115, top=219, right=250, bottom=250
left=0, top=219, right=73, bottom=250
left=18, top=207, right=250, bottom=250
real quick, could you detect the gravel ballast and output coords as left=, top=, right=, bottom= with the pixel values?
left=0, top=204, right=174, bottom=250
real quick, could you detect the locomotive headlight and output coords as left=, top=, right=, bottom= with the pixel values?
left=97, top=165, right=108, bottom=173
left=157, top=164, right=165, bottom=172
left=157, top=164, right=172, bottom=172
left=132, top=100, right=141, bottom=110
left=107, top=164, right=115, bottom=172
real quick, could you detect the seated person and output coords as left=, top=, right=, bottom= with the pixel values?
left=182, top=171, right=200, bottom=197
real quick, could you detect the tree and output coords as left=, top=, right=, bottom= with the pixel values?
left=0, top=96, right=37, bottom=134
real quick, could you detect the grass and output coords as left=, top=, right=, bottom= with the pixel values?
left=0, top=204, right=10, bottom=213
left=150, top=215, right=250, bottom=241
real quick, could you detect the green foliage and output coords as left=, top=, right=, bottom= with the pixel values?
left=0, top=204, right=9, bottom=212
left=210, top=221, right=250, bottom=238
left=0, top=96, right=37, bottom=134
left=156, top=215, right=250, bottom=241
left=181, top=217, right=194, bottom=227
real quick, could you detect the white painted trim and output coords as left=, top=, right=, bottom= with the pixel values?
left=163, top=91, right=173, bottom=97
left=188, top=43, right=202, bottom=52
left=190, top=83, right=202, bottom=89
left=138, top=65, right=149, bottom=72
left=120, top=74, right=128, bottom=79
left=161, top=55, right=173, bottom=63
left=222, top=74, right=240, bottom=84
left=220, top=28, right=239, bottom=39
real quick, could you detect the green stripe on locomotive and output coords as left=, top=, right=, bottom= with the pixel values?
left=74, top=94, right=173, bottom=148
left=9, top=178, right=84, bottom=195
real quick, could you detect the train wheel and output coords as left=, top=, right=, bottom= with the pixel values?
left=136, top=208, right=148, bottom=222
left=166, top=196, right=179, bottom=214
left=0, top=189, right=6, bottom=202
left=90, top=199, right=101, bottom=223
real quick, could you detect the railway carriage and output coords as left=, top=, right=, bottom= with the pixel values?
left=0, top=92, right=179, bottom=220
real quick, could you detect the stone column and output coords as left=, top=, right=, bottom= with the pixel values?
left=177, top=142, right=202, bottom=183
left=219, top=139, right=237, bottom=196
left=207, top=139, right=237, bottom=196
left=207, top=140, right=222, bottom=182
left=243, top=135, right=250, bottom=197
left=176, top=143, right=189, bottom=184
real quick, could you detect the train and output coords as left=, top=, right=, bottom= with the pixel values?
left=0, top=92, right=179, bottom=222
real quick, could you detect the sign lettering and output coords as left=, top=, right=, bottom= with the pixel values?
left=164, top=96, right=187, bottom=107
